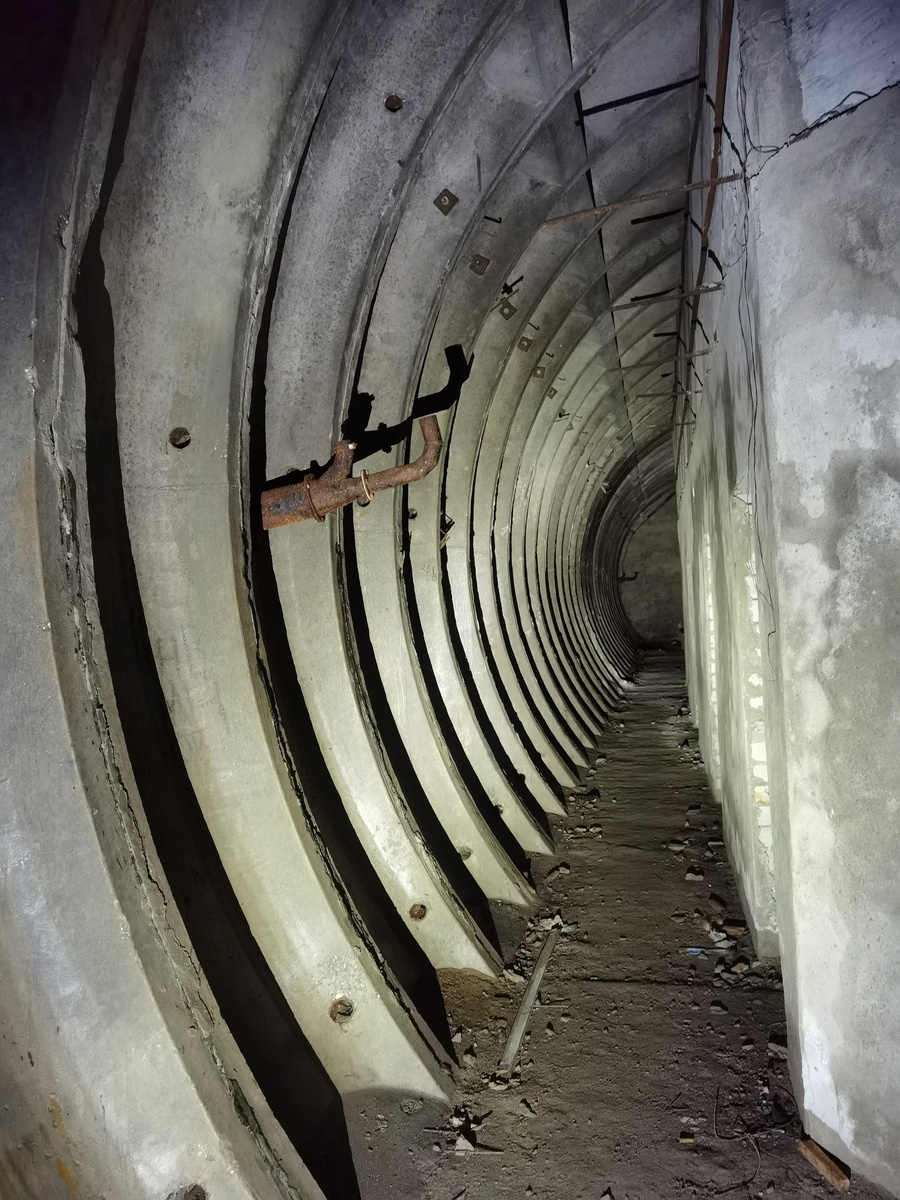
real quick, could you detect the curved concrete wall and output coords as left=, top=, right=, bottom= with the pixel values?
left=4, top=0, right=899, bottom=1196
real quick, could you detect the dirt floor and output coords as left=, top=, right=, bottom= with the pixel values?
left=348, top=652, right=890, bottom=1200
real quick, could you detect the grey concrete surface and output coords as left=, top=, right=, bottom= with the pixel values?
left=676, top=1, right=900, bottom=1190
left=4, top=0, right=900, bottom=1196
left=619, top=495, right=684, bottom=644
left=1, top=3, right=326, bottom=1197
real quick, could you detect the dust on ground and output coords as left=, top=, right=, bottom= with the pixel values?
left=349, top=653, right=889, bottom=1200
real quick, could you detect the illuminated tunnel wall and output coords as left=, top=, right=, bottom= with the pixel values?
left=5, top=0, right=900, bottom=1197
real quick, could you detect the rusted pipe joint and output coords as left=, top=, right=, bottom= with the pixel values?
left=261, top=415, right=442, bottom=530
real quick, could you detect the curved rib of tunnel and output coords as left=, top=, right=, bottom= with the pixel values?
left=8, top=0, right=900, bottom=1197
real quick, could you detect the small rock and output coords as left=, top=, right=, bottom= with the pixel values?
left=708, top=893, right=727, bottom=916
left=400, top=1097, right=422, bottom=1114
left=685, top=868, right=704, bottom=881
left=670, top=912, right=686, bottom=924
left=668, top=840, right=688, bottom=852
left=768, top=1033, right=789, bottom=1060
left=723, top=922, right=747, bottom=937
left=462, top=1047, right=477, bottom=1065
left=520, top=1097, right=536, bottom=1117
left=710, top=1000, right=728, bottom=1014
left=730, top=959, right=750, bottom=975
left=451, top=1027, right=463, bottom=1043
left=455, top=1133, right=475, bottom=1153
left=545, top=862, right=571, bottom=884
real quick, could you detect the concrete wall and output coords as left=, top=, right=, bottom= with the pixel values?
left=618, top=495, right=684, bottom=645
left=677, top=0, right=900, bottom=1191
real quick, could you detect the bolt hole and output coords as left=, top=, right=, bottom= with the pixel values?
left=459, top=845, right=472, bottom=861
left=385, top=94, right=403, bottom=112
left=409, top=903, right=427, bottom=920
left=169, top=426, right=191, bottom=449
left=329, top=996, right=354, bottom=1024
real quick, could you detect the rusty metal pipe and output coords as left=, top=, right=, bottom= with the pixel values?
left=261, top=414, right=443, bottom=530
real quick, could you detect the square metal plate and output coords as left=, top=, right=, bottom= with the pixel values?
left=434, top=188, right=459, bottom=214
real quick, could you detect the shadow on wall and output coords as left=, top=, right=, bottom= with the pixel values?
left=618, top=494, right=684, bottom=646
left=264, top=344, right=473, bottom=489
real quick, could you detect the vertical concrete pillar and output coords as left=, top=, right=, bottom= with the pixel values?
left=752, top=79, right=900, bottom=1191
left=679, top=2, right=900, bottom=1188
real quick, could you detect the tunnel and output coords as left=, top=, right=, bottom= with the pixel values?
left=3, top=0, right=900, bottom=1196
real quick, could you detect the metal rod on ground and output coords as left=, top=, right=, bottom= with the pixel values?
left=541, top=174, right=741, bottom=228
left=496, top=927, right=561, bottom=1078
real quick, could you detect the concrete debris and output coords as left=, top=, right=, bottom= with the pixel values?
left=708, top=893, right=727, bottom=915
left=768, top=1033, right=788, bottom=1059
left=685, top=869, right=704, bottom=881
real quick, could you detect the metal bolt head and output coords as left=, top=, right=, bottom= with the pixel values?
left=547, top=386, right=557, bottom=398
left=499, top=301, right=517, bottom=320
left=518, top=337, right=532, bottom=352
left=533, top=365, right=545, bottom=378
left=434, top=188, right=459, bottom=214
left=329, top=996, right=354, bottom=1024
left=469, top=254, right=490, bottom=275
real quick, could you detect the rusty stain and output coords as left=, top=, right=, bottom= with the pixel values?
left=54, top=1157, right=82, bottom=1199
left=49, top=1097, right=67, bottom=1141
left=261, top=414, right=443, bottom=530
